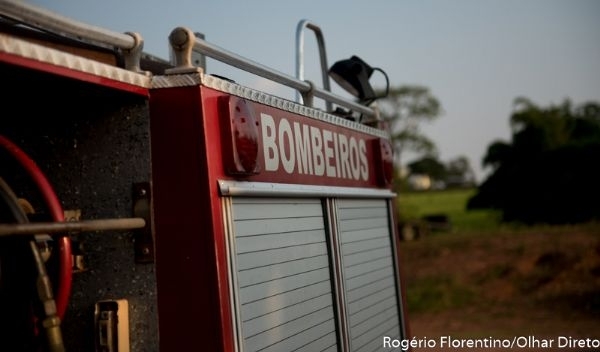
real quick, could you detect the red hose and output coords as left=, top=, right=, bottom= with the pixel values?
left=0, top=135, right=72, bottom=320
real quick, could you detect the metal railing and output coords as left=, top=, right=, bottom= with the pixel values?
left=168, top=26, right=376, bottom=119
left=0, top=0, right=376, bottom=119
left=295, top=19, right=332, bottom=112
left=0, top=0, right=144, bottom=72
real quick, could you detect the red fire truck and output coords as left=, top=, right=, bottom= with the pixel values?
left=0, top=1, right=408, bottom=351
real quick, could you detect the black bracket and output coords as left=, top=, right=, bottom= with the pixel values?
left=133, top=182, right=153, bottom=263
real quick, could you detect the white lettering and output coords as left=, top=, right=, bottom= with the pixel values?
left=383, top=336, right=391, bottom=347
left=260, top=113, right=278, bottom=171
left=359, top=139, right=368, bottom=181
left=293, top=122, right=312, bottom=174
left=349, top=137, right=360, bottom=180
left=323, top=130, right=336, bottom=177
left=260, top=112, right=371, bottom=181
left=338, top=134, right=350, bottom=178
left=333, top=132, right=341, bottom=177
left=310, top=126, right=325, bottom=176
left=278, top=118, right=295, bottom=173
left=559, top=336, right=600, bottom=349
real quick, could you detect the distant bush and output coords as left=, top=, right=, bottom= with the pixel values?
left=468, top=98, right=600, bottom=224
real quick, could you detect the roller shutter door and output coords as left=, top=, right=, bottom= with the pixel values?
left=337, top=199, right=401, bottom=352
left=230, top=198, right=338, bottom=352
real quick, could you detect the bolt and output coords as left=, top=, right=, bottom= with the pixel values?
left=169, top=27, right=193, bottom=49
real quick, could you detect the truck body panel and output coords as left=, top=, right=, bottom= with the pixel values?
left=0, top=2, right=407, bottom=350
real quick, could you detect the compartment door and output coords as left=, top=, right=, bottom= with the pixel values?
left=337, top=199, right=402, bottom=352
left=229, top=197, right=339, bottom=352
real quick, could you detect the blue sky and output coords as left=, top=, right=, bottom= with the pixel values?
left=30, top=0, right=600, bottom=182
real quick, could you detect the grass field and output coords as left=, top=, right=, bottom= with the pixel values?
left=396, top=189, right=600, bottom=349
left=397, top=188, right=502, bottom=232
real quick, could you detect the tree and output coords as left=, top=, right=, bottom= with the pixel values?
left=446, top=156, right=476, bottom=187
left=376, top=85, right=443, bottom=167
left=407, top=154, right=476, bottom=189
left=468, top=97, right=600, bottom=224
left=408, top=155, right=446, bottom=181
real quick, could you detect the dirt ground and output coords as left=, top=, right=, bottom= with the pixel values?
left=397, top=226, right=600, bottom=351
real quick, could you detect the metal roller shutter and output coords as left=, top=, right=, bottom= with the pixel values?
left=230, top=198, right=338, bottom=352
left=337, top=199, right=401, bottom=352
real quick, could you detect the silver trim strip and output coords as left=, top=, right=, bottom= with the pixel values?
left=325, top=198, right=350, bottom=351
left=218, top=181, right=396, bottom=199
left=222, top=197, right=242, bottom=352
left=202, top=74, right=390, bottom=139
left=387, top=199, right=409, bottom=340
left=0, top=33, right=151, bottom=88
left=151, top=73, right=202, bottom=89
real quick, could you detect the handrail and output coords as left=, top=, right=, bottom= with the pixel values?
left=0, top=218, right=147, bottom=237
left=295, top=19, right=332, bottom=112
left=0, top=0, right=144, bottom=72
left=168, top=27, right=375, bottom=118
left=0, top=0, right=376, bottom=118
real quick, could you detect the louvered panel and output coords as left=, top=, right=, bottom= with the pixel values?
left=231, top=197, right=338, bottom=352
left=337, top=226, right=388, bottom=243
left=241, top=280, right=332, bottom=321
left=239, top=267, right=331, bottom=304
left=351, top=308, right=399, bottom=349
left=337, top=199, right=401, bottom=352
left=339, top=217, right=389, bottom=233
left=236, top=229, right=326, bottom=253
left=237, top=254, right=329, bottom=288
left=344, top=256, right=390, bottom=279
left=343, top=247, right=392, bottom=270
left=345, top=266, right=395, bottom=292
left=353, top=315, right=400, bottom=352
left=342, top=236, right=392, bottom=255
left=236, top=242, right=328, bottom=271
left=235, top=217, right=325, bottom=237
left=345, top=285, right=396, bottom=317
left=260, top=318, right=338, bottom=352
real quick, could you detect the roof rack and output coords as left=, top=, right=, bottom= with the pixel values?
left=0, top=0, right=144, bottom=72
left=168, top=26, right=376, bottom=119
left=0, top=0, right=376, bottom=119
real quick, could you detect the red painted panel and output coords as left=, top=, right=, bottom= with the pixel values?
left=149, top=85, right=234, bottom=352
left=149, top=80, right=394, bottom=350
left=200, top=87, right=392, bottom=189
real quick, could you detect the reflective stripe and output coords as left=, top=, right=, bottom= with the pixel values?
left=219, top=180, right=395, bottom=199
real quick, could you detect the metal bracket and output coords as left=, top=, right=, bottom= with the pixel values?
left=122, top=31, right=148, bottom=75
left=132, top=182, right=153, bottom=263
left=300, top=80, right=315, bottom=108
left=166, top=27, right=203, bottom=75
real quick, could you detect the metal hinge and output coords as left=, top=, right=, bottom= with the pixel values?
left=132, top=182, right=153, bottom=263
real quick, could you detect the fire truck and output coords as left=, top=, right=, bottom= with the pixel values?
left=0, top=1, right=408, bottom=351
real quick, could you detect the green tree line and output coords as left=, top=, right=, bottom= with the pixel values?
left=468, top=98, right=600, bottom=224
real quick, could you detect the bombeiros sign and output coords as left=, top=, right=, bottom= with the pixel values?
left=260, top=113, right=369, bottom=181
left=220, top=94, right=393, bottom=188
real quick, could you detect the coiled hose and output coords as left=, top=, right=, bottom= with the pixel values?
left=0, top=135, right=72, bottom=320
left=0, top=177, right=65, bottom=352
